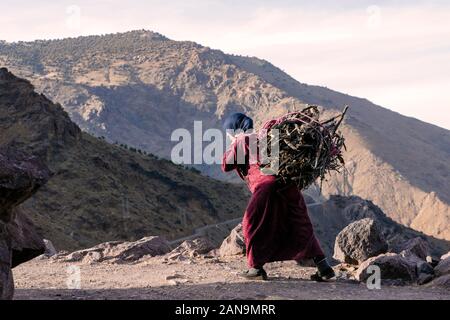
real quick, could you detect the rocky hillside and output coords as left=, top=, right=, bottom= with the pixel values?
left=0, top=30, right=448, bottom=241
left=0, top=68, right=248, bottom=251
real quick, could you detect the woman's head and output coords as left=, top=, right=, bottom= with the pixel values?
left=222, top=112, right=254, bottom=132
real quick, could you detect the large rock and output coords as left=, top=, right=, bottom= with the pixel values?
left=333, top=218, right=388, bottom=265
left=0, top=148, right=50, bottom=222
left=434, top=256, right=450, bottom=277
left=7, top=208, right=45, bottom=267
left=0, top=148, right=50, bottom=300
left=167, top=237, right=215, bottom=261
left=0, top=224, right=13, bottom=300
left=356, top=253, right=417, bottom=283
left=219, top=223, right=245, bottom=257
left=427, top=274, right=450, bottom=289
left=399, top=237, right=429, bottom=261
left=63, top=236, right=172, bottom=263
left=441, top=252, right=450, bottom=260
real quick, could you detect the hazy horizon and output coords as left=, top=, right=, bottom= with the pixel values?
left=1, top=0, right=449, bottom=130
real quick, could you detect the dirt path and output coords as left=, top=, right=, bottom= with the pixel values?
left=12, top=255, right=450, bottom=300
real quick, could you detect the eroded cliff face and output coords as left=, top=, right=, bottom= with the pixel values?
left=0, top=147, right=50, bottom=299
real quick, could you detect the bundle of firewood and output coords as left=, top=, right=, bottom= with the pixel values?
left=259, top=105, right=348, bottom=190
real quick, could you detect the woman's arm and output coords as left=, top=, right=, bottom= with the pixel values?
left=222, top=139, right=238, bottom=172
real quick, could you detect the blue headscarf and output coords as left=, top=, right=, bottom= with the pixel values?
left=222, top=113, right=254, bottom=132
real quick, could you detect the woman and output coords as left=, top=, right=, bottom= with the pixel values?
left=222, top=112, right=335, bottom=281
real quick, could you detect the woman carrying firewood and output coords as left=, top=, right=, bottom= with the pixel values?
left=222, top=112, right=336, bottom=281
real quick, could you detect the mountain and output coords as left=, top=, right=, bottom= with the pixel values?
left=0, top=68, right=248, bottom=250
left=0, top=30, right=448, bottom=241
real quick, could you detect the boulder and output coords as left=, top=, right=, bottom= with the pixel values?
left=0, top=148, right=50, bottom=222
left=62, top=236, right=172, bottom=263
left=356, top=253, right=417, bottom=283
left=333, top=218, right=388, bottom=265
left=441, top=252, right=450, bottom=260
left=434, top=256, right=450, bottom=277
left=0, top=148, right=50, bottom=300
left=399, top=248, right=434, bottom=276
left=399, top=237, right=429, bottom=261
left=167, top=237, right=215, bottom=261
left=0, top=224, right=13, bottom=300
left=427, top=274, right=450, bottom=289
left=219, top=223, right=245, bottom=257
left=7, top=208, right=45, bottom=267
left=416, top=261, right=434, bottom=275
left=417, top=273, right=434, bottom=285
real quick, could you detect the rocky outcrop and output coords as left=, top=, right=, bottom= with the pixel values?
left=333, top=218, right=388, bottom=265
left=0, top=147, right=50, bottom=299
left=219, top=224, right=245, bottom=257
left=61, top=236, right=172, bottom=264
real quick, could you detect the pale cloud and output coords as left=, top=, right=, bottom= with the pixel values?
left=1, top=0, right=449, bottom=129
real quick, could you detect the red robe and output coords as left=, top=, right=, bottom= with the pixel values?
left=222, top=133, right=324, bottom=268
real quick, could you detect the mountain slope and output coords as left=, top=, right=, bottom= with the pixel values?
left=0, top=67, right=248, bottom=250
left=0, top=30, right=448, bottom=241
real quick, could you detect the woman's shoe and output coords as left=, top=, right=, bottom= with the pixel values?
left=310, top=268, right=335, bottom=282
left=311, top=258, right=335, bottom=282
left=239, top=268, right=268, bottom=281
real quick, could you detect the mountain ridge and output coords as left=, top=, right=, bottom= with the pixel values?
left=0, top=30, right=448, bottom=241
left=0, top=67, right=248, bottom=250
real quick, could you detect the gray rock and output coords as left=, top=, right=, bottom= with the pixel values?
left=0, top=148, right=50, bottom=300
left=43, top=239, right=57, bottom=257
left=427, top=274, right=450, bottom=289
left=356, top=253, right=417, bottom=283
left=333, top=218, right=388, bottom=265
left=0, top=147, right=51, bottom=221
left=63, top=236, right=172, bottom=263
left=167, top=237, right=215, bottom=260
left=426, top=256, right=440, bottom=268
left=0, top=224, right=13, bottom=300
left=441, top=252, right=450, bottom=261
left=400, top=250, right=434, bottom=276
left=7, top=208, right=45, bottom=268
left=417, top=273, right=434, bottom=285
left=219, top=223, right=246, bottom=257
left=399, top=237, right=429, bottom=261
left=82, top=251, right=103, bottom=264
left=417, top=261, right=434, bottom=275
left=434, top=256, right=450, bottom=277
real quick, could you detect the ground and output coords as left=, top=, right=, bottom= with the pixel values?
left=12, top=255, right=450, bottom=300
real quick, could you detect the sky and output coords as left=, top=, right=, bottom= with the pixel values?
left=1, top=0, right=449, bottom=130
